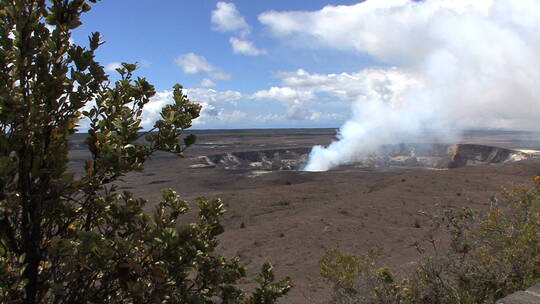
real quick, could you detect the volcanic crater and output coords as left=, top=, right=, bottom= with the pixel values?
left=192, top=143, right=539, bottom=171
left=68, top=129, right=540, bottom=303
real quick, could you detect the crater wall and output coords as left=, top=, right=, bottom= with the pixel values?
left=192, top=144, right=539, bottom=171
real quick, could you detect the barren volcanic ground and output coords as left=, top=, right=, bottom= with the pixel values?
left=69, top=129, right=540, bottom=303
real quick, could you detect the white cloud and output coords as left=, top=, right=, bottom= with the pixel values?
left=141, top=88, right=244, bottom=129
left=229, top=37, right=266, bottom=56
left=104, top=62, right=122, bottom=73
left=277, top=68, right=421, bottom=102
left=259, top=0, right=540, bottom=171
left=286, top=103, right=320, bottom=121
left=261, top=0, right=540, bottom=131
left=184, top=88, right=243, bottom=104
left=200, top=78, right=216, bottom=87
left=174, top=53, right=214, bottom=75
left=211, top=2, right=265, bottom=56
left=193, top=108, right=248, bottom=126
left=251, top=83, right=325, bottom=121
left=211, top=2, right=250, bottom=37
left=141, top=91, right=173, bottom=128
left=251, top=86, right=314, bottom=102
left=250, top=68, right=420, bottom=122
left=137, top=85, right=344, bottom=129
left=259, top=0, right=494, bottom=64
left=174, top=53, right=231, bottom=80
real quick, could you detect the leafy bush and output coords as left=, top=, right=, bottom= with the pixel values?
left=321, top=176, right=540, bottom=304
left=0, top=1, right=291, bottom=303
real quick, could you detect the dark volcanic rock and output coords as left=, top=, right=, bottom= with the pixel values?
left=447, top=144, right=523, bottom=168
left=201, top=148, right=311, bottom=171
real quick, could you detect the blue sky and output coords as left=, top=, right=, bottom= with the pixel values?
left=73, top=0, right=374, bottom=129
left=72, top=0, right=540, bottom=132
left=76, top=1, right=367, bottom=92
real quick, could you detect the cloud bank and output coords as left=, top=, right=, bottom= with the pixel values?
left=141, top=88, right=244, bottom=130
left=137, top=81, right=346, bottom=130
left=260, top=0, right=540, bottom=171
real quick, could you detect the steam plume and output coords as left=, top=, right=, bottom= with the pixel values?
left=261, top=0, right=540, bottom=171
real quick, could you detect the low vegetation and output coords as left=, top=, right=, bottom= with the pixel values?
left=321, top=176, right=540, bottom=304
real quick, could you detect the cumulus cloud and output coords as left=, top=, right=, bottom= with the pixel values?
left=185, top=88, right=243, bottom=104
left=212, top=2, right=266, bottom=56
left=193, top=109, right=248, bottom=127
left=251, top=86, right=314, bottom=102
left=174, top=53, right=231, bottom=80
left=140, top=88, right=244, bottom=129
left=75, top=82, right=344, bottom=131
left=139, top=84, right=345, bottom=128
left=251, top=86, right=316, bottom=121
left=174, top=53, right=213, bottom=74
left=277, top=68, right=421, bottom=102
left=259, top=0, right=493, bottom=64
left=200, top=78, right=216, bottom=87
left=251, top=68, right=419, bottom=122
left=229, top=37, right=266, bottom=56
left=260, top=0, right=540, bottom=171
left=211, top=2, right=250, bottom=37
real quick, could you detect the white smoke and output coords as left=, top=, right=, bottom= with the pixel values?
left=260, top=0, right=540, bottom=171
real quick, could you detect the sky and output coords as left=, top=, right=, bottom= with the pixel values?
left=73, top=0, right=540, bottom=135
left=73, top=0, right=382, bottom=129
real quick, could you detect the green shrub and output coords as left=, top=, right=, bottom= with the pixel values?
left=321, top=176, right=540, bottom=304
left=0, top=1, right=291, bottom=303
